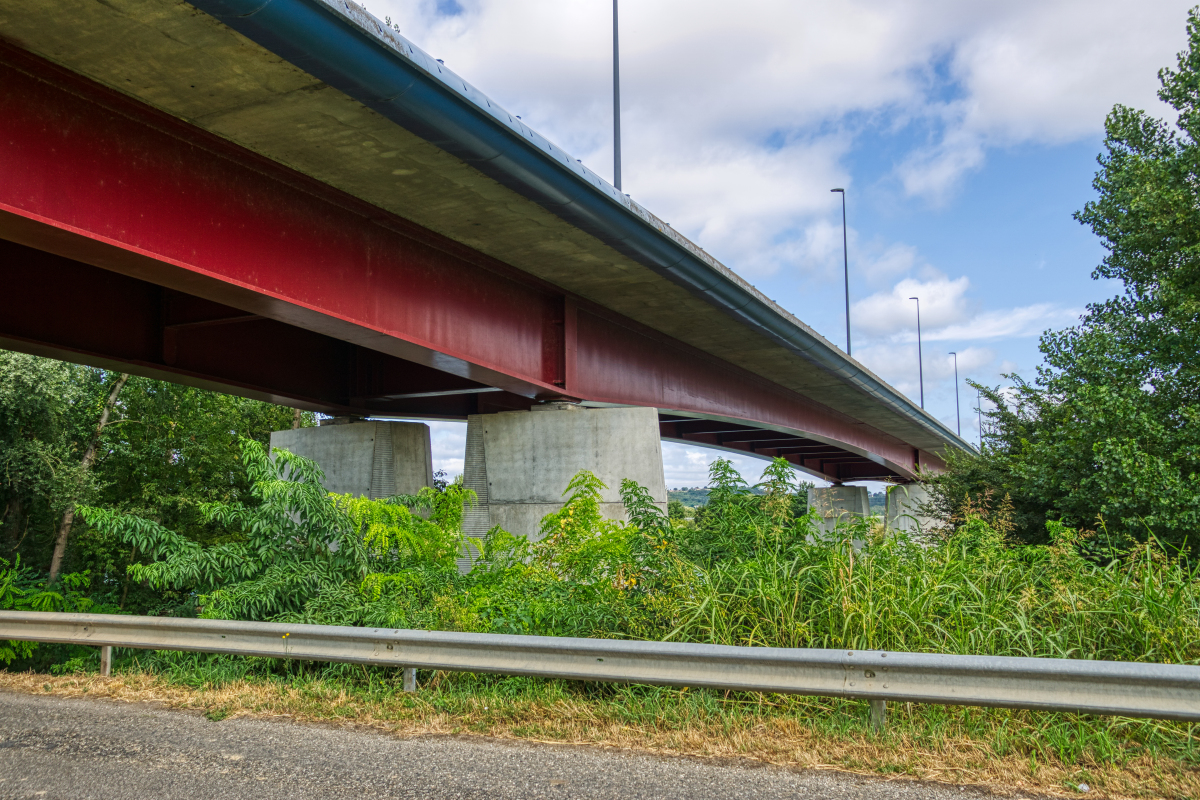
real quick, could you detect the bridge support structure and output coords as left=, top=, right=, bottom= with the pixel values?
left=269, top=421, right=433, bottom=500
left=885, top=484, right=936, bottom=536
left=460, top=405, right=666, bottom=564
left=807, top=486, right=871, bottom=536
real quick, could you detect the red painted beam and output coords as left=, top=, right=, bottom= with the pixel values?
left=0, top=43, right=933, bottom=480
left=0, top=44, right=564, bottom=399
left=0, top=239, right=525, bottom=414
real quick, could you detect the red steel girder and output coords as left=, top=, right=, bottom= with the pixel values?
left=0, top=43, right=928, bottom=482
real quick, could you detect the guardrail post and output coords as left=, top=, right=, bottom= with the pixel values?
left=402, top=667, right=417, bottom=692
left=869, top=698, right=886, bottom=731
left=99, top=645, right=112, bottom=677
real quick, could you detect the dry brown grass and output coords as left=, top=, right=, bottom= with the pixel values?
left=1, top=670, right=1195, bottom=800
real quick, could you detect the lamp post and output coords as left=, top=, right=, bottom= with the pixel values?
left=949, top=351, right=960, bottom=436
left=612, top=0, right=622, bottom=191
left=909, top=296, right=924, bottom=408
left=830, top=188, right=850, bottom=355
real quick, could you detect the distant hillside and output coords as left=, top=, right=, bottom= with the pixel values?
left=671, top=487, right=890, bottom=513
left=668, top=488, right=713, bottom=506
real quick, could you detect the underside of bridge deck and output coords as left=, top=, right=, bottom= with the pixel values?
left=0, top=38, right=935, bottom=483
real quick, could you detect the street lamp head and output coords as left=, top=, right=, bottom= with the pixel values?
left=830, top=188, right=844, bottom=193
left=909, top=296, right=918, bottom=301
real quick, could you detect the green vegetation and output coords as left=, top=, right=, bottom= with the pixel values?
left=7, top=452, right=1196, bottom=795
left=931, top=9, right=1200, bottom=554
left=667, top=487, right=712, bottom=507
left=11, top=444, right=1186, bottom=667
left=670, top=487, right=884, bottom=513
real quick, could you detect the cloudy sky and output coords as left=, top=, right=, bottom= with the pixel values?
left=366, top=0, right=1193, bottom=487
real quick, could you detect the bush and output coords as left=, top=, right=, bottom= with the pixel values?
left=73, top=448, right=1200, bottom=666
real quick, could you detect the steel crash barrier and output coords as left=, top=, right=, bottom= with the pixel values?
left=1, top=611, right=1197, bottom=727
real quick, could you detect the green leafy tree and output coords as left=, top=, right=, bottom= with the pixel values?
left=685, top=457, right=811, bottom=563
left=0, top=353, right=106, bottom=570
left=0, top=555, right=107, bottom=664
left=930, top=11, right=1200, bottom=550
left=81, top=439, right=474, bottom=622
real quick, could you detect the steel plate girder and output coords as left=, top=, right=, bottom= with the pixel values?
left=0, top=43, right=931, bottom=482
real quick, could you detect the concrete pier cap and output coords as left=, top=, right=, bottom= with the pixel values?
left=461, top=404, right=667, bottom=560
left=269, top=420, right=434, bottom=499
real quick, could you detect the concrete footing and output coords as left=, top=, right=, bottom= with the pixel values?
left=269, top=421, right=433, bottom=499
left=461, top=404, right=667, bottom=565
left=806, top=485, right=870, bottom=536
left=885, top=483, right=936, bottom=535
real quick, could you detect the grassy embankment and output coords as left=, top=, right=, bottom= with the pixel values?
left=5, top=457, right=1199, bottom=797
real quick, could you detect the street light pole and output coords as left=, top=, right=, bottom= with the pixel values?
left=909, top=296, right=924, bottom=409
left=949, top=351, right=960, bottom=435
left=612, top=0, right=622, bottom=191
left=831, top=188, right=850, bottom=355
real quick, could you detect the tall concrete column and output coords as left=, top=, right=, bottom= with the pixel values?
left=806, top=485, right=870, bottom=536
left=885, top=483, right=936, bottom=535
left=269, top=420, right=433, bottom=499
left=461, top=404, right=667, bottom=562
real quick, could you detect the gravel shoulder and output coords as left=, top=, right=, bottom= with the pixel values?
left=0, top=690, right=1023, bottom=800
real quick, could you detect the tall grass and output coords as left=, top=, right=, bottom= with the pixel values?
left=675, top=519, right=1200, bottom=663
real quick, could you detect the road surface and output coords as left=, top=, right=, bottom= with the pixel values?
left=0, top=691, right=1013, bottom=799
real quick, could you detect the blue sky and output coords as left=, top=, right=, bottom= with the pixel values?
left=365, top=0, right=1193, bottom=487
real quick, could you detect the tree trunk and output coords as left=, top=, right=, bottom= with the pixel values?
left=48, top=373, right=130, bottom=583
left=3, top=497, right=26, bottom=555
left=292, top=407, right=303, bottom=429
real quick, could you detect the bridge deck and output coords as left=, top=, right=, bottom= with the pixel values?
left=0, top=0, right=970, bottom=482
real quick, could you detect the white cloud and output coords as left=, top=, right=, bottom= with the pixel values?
left=374, top=0, right=1188, bottom=217
left=852, top=274, right=1082, bottom=344
left=852, top=274, right=972, bottom=338
left=923, top=304, right=1083, bottom=342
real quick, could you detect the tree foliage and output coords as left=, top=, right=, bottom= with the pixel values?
left=0, top=350, right=309, bottom=610
left=79, top=439, right=471, bottom=621
left=0, top=354, right=102, bottom=563
left=929, top=11, right=1200, bottom=551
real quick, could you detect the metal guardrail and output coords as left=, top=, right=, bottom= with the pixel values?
left=2, top=611, right=1197, bottom=722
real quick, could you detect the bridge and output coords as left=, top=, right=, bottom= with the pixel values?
left=0, top=0, right=969, bottom=524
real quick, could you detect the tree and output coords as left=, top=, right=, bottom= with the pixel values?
left=48, top=372, right=128, bottom=582
left=0, top=353, right=103, bottom=566
left=930, top=10, right=1200, bottom=551
left=0, top=349, right=315, bottom=606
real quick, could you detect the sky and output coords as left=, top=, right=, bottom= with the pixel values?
left=364, top=0, right=1194, bottom=488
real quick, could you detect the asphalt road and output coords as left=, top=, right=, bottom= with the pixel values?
left=0, top=691, right=1014, bottom=800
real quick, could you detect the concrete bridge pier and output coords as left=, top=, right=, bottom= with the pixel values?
left=269, top=420, right=434, bottom=499
left=806, top=485, right=870, bottom=537
left=461, top=404, right=667, bottom=562
left=885, top=483, right=936, bottom=535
